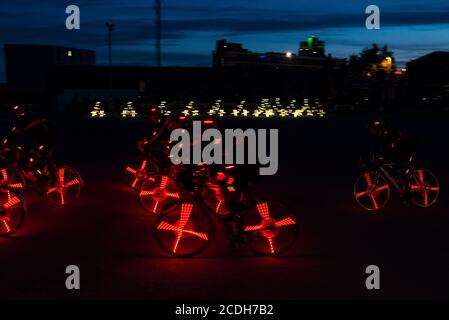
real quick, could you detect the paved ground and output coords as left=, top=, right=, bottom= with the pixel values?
left=0, top=113, right=448, bottom=299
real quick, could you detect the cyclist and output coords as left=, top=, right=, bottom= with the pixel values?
left=367, top=119, right=416, bottom=199
left=137, top=107, right=192, bottom=169
left=2, top=105, right=58, bottom=182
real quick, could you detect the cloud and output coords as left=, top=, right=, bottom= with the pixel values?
left=1, top=0, right=449, bottom=81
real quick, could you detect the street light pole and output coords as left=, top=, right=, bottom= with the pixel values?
left=105, top=22, right=115, bottom=107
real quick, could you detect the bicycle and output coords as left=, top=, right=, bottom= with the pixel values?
left=0, top=146, right=83, bottom=206
left=123, top=140, right=176, bottom=190
left=354, top=156, right=440, bottom=211
left=153, top=166, right=299, bottom=257
left=0, top=187, right=26, bottom=236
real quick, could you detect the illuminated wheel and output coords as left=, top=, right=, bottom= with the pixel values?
left=409, top=169, right=439, bottom=208
left=155, top=201, right=213, bottom=257
left=139, top=174, right=182, bottom=214
left=354, top=171, right=390, bottom=211
left=0, top=188, right=26, bottom=236
left=46, top=166, right=83, bottom=206
left=243, top=201, right=298, bottom=256
left=0, top=166, right=26, bottom=195
left=124, top=156, right=159, bottom=190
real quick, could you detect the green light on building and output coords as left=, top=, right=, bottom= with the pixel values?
left=308, top=36, right=313, bottom=48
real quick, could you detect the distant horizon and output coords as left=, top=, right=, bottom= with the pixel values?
left=1, top=0, right=449, bottom=82
left=0, top=40, right=445, bottom=82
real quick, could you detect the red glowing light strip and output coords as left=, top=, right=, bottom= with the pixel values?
left=418, top=170, right=428, bottom=206
left=274, top=217, right=296, bottom=227
left=375, top=184, right=389, bottom=192
left=152, top=201, right=159, bottom=213
left=244, top=224, right=264, bottom=232
left=64, top=179, right=80, bottom=187
left=126, top=167, right=136, bottom=174
left=244, top=217, right=296, bottom=232
left=8, top=183, right=23, bottom=189
left=160, top=176, right=169, bottom=190
left=3, top=196, right=20, bottom=208
left=215, top=200, right=223, bottom=213
left=0, top=169, right=8, bottom=183
left=47, top=188, right=57, bottom=195
left=256, top=203, right=270, bottom=220
left=370, top=195, right=379, bottom=210
left=364, top=173, right=372, bottom=186
left=418, top=170, right=424, bottom=184
left=140, top=160, right=147, bottom=170
left=59, top=168, right=65, bottom=186
left=157, top=221, right=208, bottom=240
left=60, top=191, right=65, bottom=206
left=173, top=203, right=193, bottom=253
left=140, top=190, right=156, bottom=196
left=0, top=218, right=12, bottom=233
left=165, top=192, right=180, bottom=199
left=355, top=191, right=367, bottom=199
left=268, top=237, right=275, bottom=254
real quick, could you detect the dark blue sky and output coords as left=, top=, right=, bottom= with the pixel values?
left=1, top=0, right=449, bottom=81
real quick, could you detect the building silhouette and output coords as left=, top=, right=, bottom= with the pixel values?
left=5, top=44, right=95, bottom=93
left=213, top=37, right=333, bottom=69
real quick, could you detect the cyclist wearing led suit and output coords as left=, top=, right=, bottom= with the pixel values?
left=367, top=119, right=417, bottom=200
left=3, top=105, right=58, bottom=180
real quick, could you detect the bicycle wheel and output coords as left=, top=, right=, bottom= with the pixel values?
left=124, top=156, right=159, bottom=190
left=354, top=171, right=390, bottom=211
left=0, top=166, right=26, bottom=194
left=0, top=188, right=26, bottom=236
left=139, top=174, right=181, bottom=214
left=410, top=169, right=440, bottom=208
left=155, top=201, right=213, bottom=257
left=243, top=201, right=298, bottom=256
left=46, top=166, right=83, bottom=206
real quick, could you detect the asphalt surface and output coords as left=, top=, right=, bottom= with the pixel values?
left=0, top=113, right=448, bottom=299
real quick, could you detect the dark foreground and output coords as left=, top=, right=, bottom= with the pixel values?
left=0, top=113, right=448, bottom=299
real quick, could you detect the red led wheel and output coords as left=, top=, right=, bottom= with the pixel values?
left=354, top=171, right=390, bottom=211
left=139, top=174, right=181, bottom=214
left=0, top=166, right=26, bottom=195
left=243, top=201, right=298, bottom=256
left=0, top=187, right=26, bottom=236
left=409, top=169, right=439, bottom=208
left=155, top=201, right=213, bottom=257
left=124, top=156, right=159, bottom=190
left=46, top=166, right=83, bottom=206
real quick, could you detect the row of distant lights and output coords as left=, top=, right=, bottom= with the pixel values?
left=90, top=98, right=326, bottom=118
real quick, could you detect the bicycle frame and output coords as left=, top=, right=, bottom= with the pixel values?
left=378, top=165, right=404, bottom=194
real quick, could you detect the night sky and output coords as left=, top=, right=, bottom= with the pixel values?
left=1, top=0, right=449, bottom=81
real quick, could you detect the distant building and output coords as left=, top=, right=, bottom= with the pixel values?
left=405, top=51, right=449, bottom=109
left=213, top=37, right=334, bottom=69
left=299, top=36, right=325, bottom=57
left=4, top=44, right=96, bottom=93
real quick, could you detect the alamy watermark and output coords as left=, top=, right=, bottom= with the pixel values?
left=365, top=265, right=380, bottom=290
left=169, top=121, right=279, bottom=176
left=366, top=5, right=380, bottom=30
left=66, top=5, right=80, bottom=30
left=65, top=265, right=80, bottom=290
